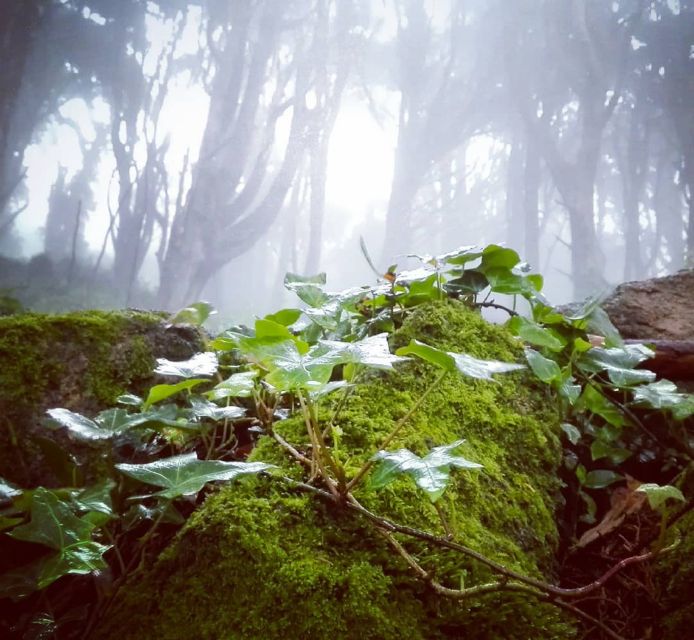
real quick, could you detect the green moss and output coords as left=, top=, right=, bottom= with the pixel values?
left=655, top=484, right=694, bottom=639
left=0, top=310, right=202, bottom=487
left=95, top=301, right=574, bottom=639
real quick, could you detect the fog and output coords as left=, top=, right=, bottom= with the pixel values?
left=1, top=0, right=692, bottom=324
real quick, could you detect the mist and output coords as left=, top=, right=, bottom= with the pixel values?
left=1, top=0, right=692, bottom=324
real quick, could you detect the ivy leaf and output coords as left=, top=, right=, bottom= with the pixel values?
left=154, top=352, right=218, bottom=378
left=582, top=469, right=622, bottom=489
left=449, top=351, right=525, bottom=380
left=46, top=408, right=109, bottom=441
left=577, top=386, right=625, bottom=427
left=7, top=488, right=109, bottom=593
left=632, top=380, right=694, bottom=420
left=170, top=301, right=216, bottom=326
left=320, top=333, right=408, bottom=371
left=479, top=244, right=520, bottom=270
left=444, top=270, right=489, bottom=294
left=508, top=316, right=565, bottom=351
left=636, top=483, right=685, bottom=510
left=370, top=440, right=482, bottom=502
left=207, top=371, right=257, bottom=401
left=117, top=393, right=142, bottom=407
left=578, top=345, right=656, bottom=386
left=73, top=480, right=115, bottom=517
left=143, top=378, right=209, bottom=410
left=395, top=340, right=456, bottom=371
left=284, top=272, right=330, bottom=308
left=561, top=423, right=581, bottom=445
left=264, top=308, right=302, bottom=327
left=0, top=477, right=22, bottom=504
left=261, top=341, right=346, bottom=391
left=116, top=453, right=275, bottom=499
left=189, top=397, right=246, bottom=421
left=524, top=348, right=562, bottom=383
left=590, top=441, right=631, bottom=464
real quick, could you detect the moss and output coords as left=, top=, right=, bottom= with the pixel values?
left=0, top=310, right=204, bottom=487
left=655, top=480, right=694, bottom=640
left=95, top=301, right=575, bottom=639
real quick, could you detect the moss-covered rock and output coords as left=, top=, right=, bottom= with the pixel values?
left=94, top=300, right=574, bottom=639
left=0, top=310, right=205, bottom=488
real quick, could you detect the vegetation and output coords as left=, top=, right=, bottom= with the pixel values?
left=0, top=244, right=691, bottom=639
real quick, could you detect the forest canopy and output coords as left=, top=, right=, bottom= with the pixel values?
left=0, top=0, right=692, bottom=318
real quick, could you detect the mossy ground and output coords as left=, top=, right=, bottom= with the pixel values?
left=0, top=310, right=203, bottom=487
left=94, top=301, right=575, bottom=639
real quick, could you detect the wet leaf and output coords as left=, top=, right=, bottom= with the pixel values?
left=116, top=452, right=274, bottom=499
left=143, top=378, right=208, bottom=409
left=636, top=483, right=685, bottom=510
left=5, top=488, right=109, bottom=595
left=524, top=348, right=561, bottom=383
left=508, top=316, right=565, bottom=351
left=583, top=469, right=622, bottom=489
left=561, top=423, right=581, bottom=445
left=284, top=272, right=330, bottom=307
left=632, top=380, right=694, bottom=420
left=207, top=371, right=257, bottom=401
left=370, top=440, right=482, bottom=502
left=46, top=409, right=108, bottom=441
left=320, top=333, right=408, bottom=371
left=189, top=397, right=246, bottom=421
left=154, top=352, right=218, bottom=378
left=170, top=301, right=216, bottom=326
left=264, top=308, right=302, bottom=327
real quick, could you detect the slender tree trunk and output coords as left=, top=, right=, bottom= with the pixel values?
left=523, top=136, right=541, bottom=269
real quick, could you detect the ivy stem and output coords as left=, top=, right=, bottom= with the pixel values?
left=346, top=369, right=447, bottom=492
left=298, top=391, right=342, bottom=497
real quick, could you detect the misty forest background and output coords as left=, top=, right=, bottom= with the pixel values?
left=1, top=0, right=692, bottom=324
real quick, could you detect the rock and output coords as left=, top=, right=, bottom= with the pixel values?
left=602, top=269, right=694, bottom=341
left=0, top=310, right=205, bottom=488
left=93, top=301, right=574, bottom=640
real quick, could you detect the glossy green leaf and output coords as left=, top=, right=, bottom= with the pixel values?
left=207, top=371, right=257, bottom=401
left=590, top=441, right=631, bottom=464
left=0, top=477, right=21, bottom=504
left=263, top=341, right=346, bottom=391
left=508, top=316, right=565, bottom=351
left=170, top=301, right=216, bottom=326
left=117, top=393, right=143, bottom=407
left=6, top=488, right=109, bottom=594
left=116, top=453, right=274, bottom=499
left=154, top=352, right=218, bottom=378
left=449, top=351, right=525, bottom=380
left=443, top=246, right=484, bottom=266
left=582, top=469, right=622, bottom=489
left=46, top=408, right=108, bottom=441
left=320, top=333, right=408, bottom=371
left=264, top=308, right=302, bottom=327
left=561, top=423, right=581, bottom=445
left=578, top=345, right=656, bottom=386
left=632, top=380, right=694, bottom=420
left=189, top=397, right=246, bottom=421
left=636, top=483, right=685, bottom=510
left=524, top=348, right=561, bottom=383
left=577, top=386, right=625, bottom=427
left=444, top=270, right=489, bottom=294
left=370, top=440, right=482, bottom=502
left=284, top=272, right=330, bottom=307
left=73, top=480, right=115, bottom=517
left=395, top=339, right=455, bottom=371
left=479, top=244, right=520, bottom=270
left=143, top=378, right=208, bottom=410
